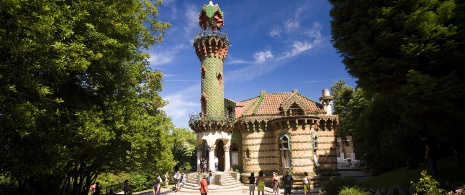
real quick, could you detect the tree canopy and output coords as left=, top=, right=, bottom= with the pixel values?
left=330, top=79, right=355, bottom=136
left=329, top=0, right=465, bottom=148
left=0, top=0, right=172, bottom=194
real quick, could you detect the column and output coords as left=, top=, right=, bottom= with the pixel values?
left=224, top=145, right=230, bottom=171
left=208, top=144, right=215, bottom=172
left=196, top=146, right=203, bottom=173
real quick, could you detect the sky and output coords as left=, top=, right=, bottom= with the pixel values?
left=150, top=0, right=357, bottom=129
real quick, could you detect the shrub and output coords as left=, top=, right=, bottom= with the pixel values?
left=322, top=177, right=357, bottom=195
left=339, top=186, right=370, bottom=195
left=130, top=174, right=150, bottom=192
left=411, top=170, right=445, bottom=195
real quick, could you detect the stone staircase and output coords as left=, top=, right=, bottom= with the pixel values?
left=176, top=172, right=247, bottom=193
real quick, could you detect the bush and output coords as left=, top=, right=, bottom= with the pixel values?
left=339, top=186, right=370, bottom=195
left=130, top=174, right=150, bottom=192
left=411, top=170, right=445, bottom=195
left=322, top=177, right=357, bottom=195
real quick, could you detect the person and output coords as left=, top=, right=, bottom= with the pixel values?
left=208, top=170, right=213, bottom=185
left=203, top=158, right=208, bottom=173
left=153, top=178, right=161, bottom=195
left=173, top=171, right=181, bottom=191
left=423, top=136, right=439, bottom=178
left=165, top=172, right=170, bottom=188
left=303, top=172, right=310, bottom=195
left=272, top=172, right=280, bottom=195
left=181, top=172, right=187, bottom=187
left=200, top=174, right=209, bottom=195
left=248, top=172, right=256, bottom=195
left=94, top=182, right=101, bottom=195
left=124, top=180, right=131, bottom=195
left=256, top=171, right=265, bottom=195
left=200, top=157, right=205, bottom=173
left=282, top=171, right=293, bottom=195
left=214, top=156, right=219, bottom=172
left=90, top=183, right=97, bottom=195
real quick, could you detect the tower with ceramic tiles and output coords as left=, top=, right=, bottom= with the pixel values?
left=190, top=0, right=234, bottom=173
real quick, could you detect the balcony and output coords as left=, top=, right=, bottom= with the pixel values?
left=189, top=112, right=236, bottom=132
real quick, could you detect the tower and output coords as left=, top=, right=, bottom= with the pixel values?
left=190, top=1, right=234, bottom=172
left=194, top=0, right=229, bottom=118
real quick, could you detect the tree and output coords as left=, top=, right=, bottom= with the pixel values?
left=353, top=95, right=422, bottom=174
left=0, top=0, right=172, bottom=194
left=329, top=0, right=465, bottom=148
left=170, top=128, right=197, bottom=172
left=330, top=79, right=355, bottom=136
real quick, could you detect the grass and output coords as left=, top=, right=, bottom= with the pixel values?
left=359, top=155, right=465, bottom=189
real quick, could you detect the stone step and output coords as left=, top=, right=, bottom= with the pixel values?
left=178, top=172, right=245, bottom=193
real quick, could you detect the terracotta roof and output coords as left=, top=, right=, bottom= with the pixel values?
left=233, top=91, right=325, bottom=117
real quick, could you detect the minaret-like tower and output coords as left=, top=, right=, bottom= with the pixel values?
left=190, top=1, right=234, bottom=172
left=193, top=1, right=229, bottom=120
left=194, top=1, right=229, bottom=118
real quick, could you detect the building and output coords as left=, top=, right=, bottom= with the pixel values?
left=189, top=1, right=339, bottom=183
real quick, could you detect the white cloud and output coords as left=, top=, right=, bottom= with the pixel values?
left=226, top=59, right=249, bottom=65
left=270, top=27, right=281, bottom=38
left=161, top=83, right=200, bottom=128
left=286, top=41, right=313, bottom=58
left=184, top=4, right=199, bottom=38
left=254, top=50, right=274, bottom=63
left=149, top=52, right=173, bottom=66
left=285, top=20, right=300, bottom=32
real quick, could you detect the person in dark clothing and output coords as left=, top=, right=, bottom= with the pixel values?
left=423, top=136, right=439, bottom=178
left=282, top=171, right=293, bottom=195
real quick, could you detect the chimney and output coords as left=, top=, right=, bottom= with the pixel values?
left=260, top=90, right=266, bottom=96
left=292, top=89, right=298, bottom=94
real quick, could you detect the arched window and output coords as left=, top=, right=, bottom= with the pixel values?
left=245, top=148, right=250, bottom=159
left=217, top=73, right=223, bottom=86
left=201, top=96, right=207, bottom=117
left=279, top=134, right=291, bottom=168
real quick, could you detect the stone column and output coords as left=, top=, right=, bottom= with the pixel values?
left=224, top=145, right=230, bottom=171
left=196, top=146, right=203, bottom=173
left=208, top=144, right=215, bottom=172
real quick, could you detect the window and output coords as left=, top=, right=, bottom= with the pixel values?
left=201, top=97, right=206, bottom=117
left=201, top=67, right=206, bottom=79
left=217, top=73, right=223, bottom=86
left=279, top=134, right=291, bottom=167
left=231, top=146, right=238, bottom=165
left=227, top=106, right=233, bottom=118
left=245, top=148, right=250, bottom=159
left=287, top=103, right=304, bottom=116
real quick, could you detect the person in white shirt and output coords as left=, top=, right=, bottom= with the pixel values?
left=214, top=156, right=219, bottom=171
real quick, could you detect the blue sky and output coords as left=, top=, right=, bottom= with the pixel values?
left=150, top=0, right=357, bottom=129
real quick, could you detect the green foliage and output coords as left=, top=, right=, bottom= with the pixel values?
left=339, top=186, right=370, bottom=195
left=330, top=79, right=355, bottom=136
left=170, top=128, right=196, bottom=172
left=412, top=170, right=445, bottom=195
left=130, top=173, right=151, bottom=192
left=0, top=0, right=172, bottom=194
left=322, top=177, right=357, bottom=195
left=329, top=0, right=465, bottom=149
left=353, top=96, right=422, bottom=174
left=180, top=162, right=192, bottom=173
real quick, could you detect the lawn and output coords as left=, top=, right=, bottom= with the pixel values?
left=360, top=155, right=465, bottom=189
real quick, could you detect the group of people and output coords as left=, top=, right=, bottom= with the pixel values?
left=198, top=156, right=219, bottom=173
left=248, top=171, right=311, bottom=195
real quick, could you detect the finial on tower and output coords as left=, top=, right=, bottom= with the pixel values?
left=198, top=1, right=224, bottom=31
